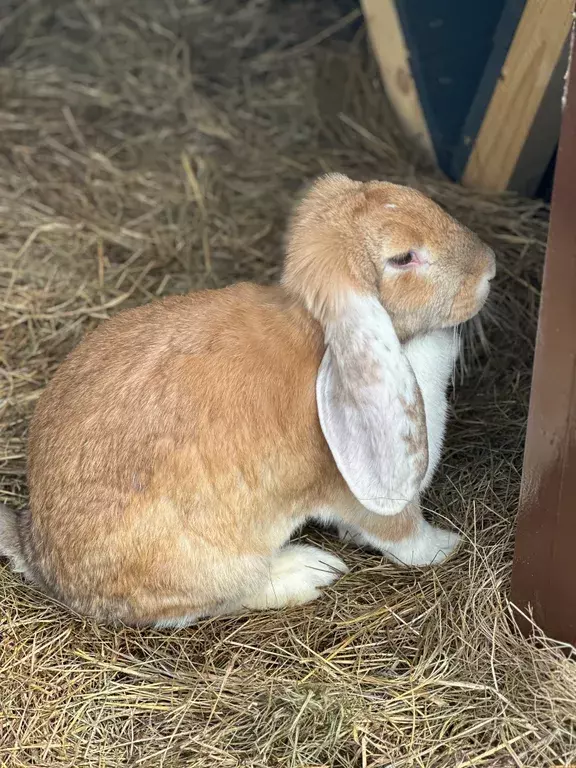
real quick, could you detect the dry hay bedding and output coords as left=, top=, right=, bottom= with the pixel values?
left=0, top=1, right=574, bottom=766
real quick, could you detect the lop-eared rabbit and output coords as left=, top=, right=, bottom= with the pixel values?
left=0, top=174, right=495, bottom=627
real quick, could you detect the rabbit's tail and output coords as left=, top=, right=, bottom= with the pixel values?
left=0, top=503, right=35, bottom=580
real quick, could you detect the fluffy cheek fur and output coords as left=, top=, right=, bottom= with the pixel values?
left=447, top=273, right=489, bottom=325
left=379, top=268, right=489, bottom=339
left=379, top=272, right=447, bottom=339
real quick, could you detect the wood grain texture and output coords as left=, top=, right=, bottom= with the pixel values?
left=510, top=24, right=576, bottom=646
left=463, top=0, right=573, bottom=191
left=361, top=0, right=435, bottom=159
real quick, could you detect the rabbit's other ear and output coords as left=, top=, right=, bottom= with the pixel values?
left=316, top=294, right=428, bottom=516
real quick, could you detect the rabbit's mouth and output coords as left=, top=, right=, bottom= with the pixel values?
left=446, top=253, right=496, bottom=327
left=447, top=286, right=492, bottom=326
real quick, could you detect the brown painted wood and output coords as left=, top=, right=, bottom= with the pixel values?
left=510, top=23, right=576, bottom=647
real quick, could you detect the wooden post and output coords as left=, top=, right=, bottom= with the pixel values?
left=510, top=24, right=576, bottom=647
left=360, top=0, right=435, bottom=160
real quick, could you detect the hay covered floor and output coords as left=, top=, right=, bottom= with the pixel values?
left=0, top=1, right=575, bottom=766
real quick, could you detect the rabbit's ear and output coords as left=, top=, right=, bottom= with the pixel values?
left=316, top=295, right=428, bottom=516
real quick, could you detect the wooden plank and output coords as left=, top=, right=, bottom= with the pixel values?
left=360, top=0, right=435, bottom=160
left=462, top=0, right=573, bottom=191
left=510, top=24, right=576, bottom=647
left=394, top=0, right=507, bottom=174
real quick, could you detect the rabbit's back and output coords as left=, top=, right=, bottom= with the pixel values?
left=25, top=283, right=339, bottom=622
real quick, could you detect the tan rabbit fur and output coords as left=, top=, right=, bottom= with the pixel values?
left=0, top=174, right=495, bottom=627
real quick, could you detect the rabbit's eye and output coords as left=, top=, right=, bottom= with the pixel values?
left=389, top=251, right=414, bottom=267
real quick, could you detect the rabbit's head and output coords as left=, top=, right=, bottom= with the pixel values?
left=283, top=173, right=495, bottom=340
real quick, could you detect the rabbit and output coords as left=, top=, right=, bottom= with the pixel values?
left=0, top=173, right=495, bottom=627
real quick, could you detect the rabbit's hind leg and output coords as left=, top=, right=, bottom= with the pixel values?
left=225, top=544, right=348, bottom=612
left=149, top=545, right=347, bottom=628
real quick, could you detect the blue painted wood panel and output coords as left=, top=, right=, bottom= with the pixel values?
left=394, top=0, right=523, bottom=176
left=449, top=0, right=527, bottom=179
